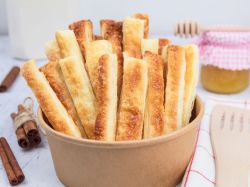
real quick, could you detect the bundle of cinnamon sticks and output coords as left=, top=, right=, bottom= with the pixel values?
left=0, top=137, right=25, bottom=185
left=11, top=104, right=41, bottom=149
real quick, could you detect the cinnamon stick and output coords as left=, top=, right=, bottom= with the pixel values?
left=0, top=137, right=25, bottom=185
left=18, top=105, right=41, bottom=146
left=11, top=113, right=30, bottom=149
left=18, top=105, right=39, bottom=137
left=0, top=66, right=20, bottom=92
left=0, top=139, right=18, bottom=185
left=30, top=135, right=41, bottom=147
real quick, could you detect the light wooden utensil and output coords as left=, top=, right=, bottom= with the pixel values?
left=211, top=105, right=250, bottom=187
left=175, top=21, right=250, bottom=37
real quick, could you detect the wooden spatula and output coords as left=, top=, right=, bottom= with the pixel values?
left=211, top=105, right=250, bottom=187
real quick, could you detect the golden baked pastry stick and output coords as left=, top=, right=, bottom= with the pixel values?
left=183, top=44, right=199, bottom=126
left=59, top=56, right=97, bottom=139
left=100, top=20, right=123, bottom=97
left=158, top=38, right=171, bottom=55
left=55, top=30, right=84, bottom=64
left=164, top=45, right=186, bottom=133
left=143, top=52, right=165, bottom=138
left=44, top=40, right=61, bottom=62
left=95, top=54, right=118, bottom=141
left=69, top=20, right=94, bottom=59
left=131, top=13, right=149, bottom=38
left=159, top=38, right=171, bottom=89
left=21, top=60, right=81, bottom=138
left=40, top=61, right=86, bottom=138
left=41, top=42, right=86, bottom=137
left=141, top=39, right=159, bottom=55
left=116, top=56, right=148, bottom=141
left=123, top=17, right=144, bottom=59
left=85, top=40, right=113, bottom=95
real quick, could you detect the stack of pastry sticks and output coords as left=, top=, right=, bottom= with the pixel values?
left=21, top=13, right=199, bottom=141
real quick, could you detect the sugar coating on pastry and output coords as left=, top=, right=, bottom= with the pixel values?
left=164, top=45, right=186, bottom=133
left=59, top=56, right=97, bottom=139
left=183, top=44, right=199, bottom=126
left=94, top=54, right=118, bottom=141
left=116, top=56, right=148, bottom=141
left=21, top=60, right=81, bottom=138
left=123, top=17, right=144, bottom=59
left=85, top=40, right=113, bottom=95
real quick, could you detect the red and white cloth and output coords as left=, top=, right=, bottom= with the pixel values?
left=198, top=32, right=250, bottom=70
left=181, top=97, right=250, bottom=187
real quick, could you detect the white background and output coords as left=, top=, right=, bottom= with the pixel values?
left=1, top=0, right=250, bottom=35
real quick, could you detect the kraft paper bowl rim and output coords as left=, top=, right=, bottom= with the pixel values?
left=38, top=96, right=204, bottom=148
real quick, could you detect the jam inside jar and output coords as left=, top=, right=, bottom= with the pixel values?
left=201, top=65, right=249, bottom=94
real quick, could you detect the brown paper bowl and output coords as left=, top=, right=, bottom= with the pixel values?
left=38, top=96, right=204, bottom=187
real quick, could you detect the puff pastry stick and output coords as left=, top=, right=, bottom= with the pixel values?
left=21, top=60, right=81, bottom=138
left=123, top=17, right=144, bottom=59
left=131, top=13, right=149, bottom=38
left=43, top=39, right=87, bottom=137
left=100, top=20, right=123, bottom=97
left=182, top=44, right=199, bottom=126
left=141, top=39, right=159, bottom=55
left=158, top=38, right=171, bottom=55
left=85, top=40, right=113, bottom=95
left=44, top=40, right=61, bottom=62
left=143, top=52, right=165, bottom=138
left=55, top=30, right=84, bottom=64
left=159, top=38, right=171, bottom=89
left=69, top=20, right=94, bottom=59
left=40, top=61, right=86, bottom=138
left=164, top=45, right=186, bottom=133
left=116, top=56, right=148, bottom=141
left=94, top=54, right=118, bottom=141
left=59, top=56, right=97, bottom=139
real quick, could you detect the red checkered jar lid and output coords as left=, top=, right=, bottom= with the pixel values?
left=198, top=32, right=250, bottom=70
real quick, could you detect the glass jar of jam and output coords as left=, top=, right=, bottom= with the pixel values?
left=198, top=32, right=250, bottom=94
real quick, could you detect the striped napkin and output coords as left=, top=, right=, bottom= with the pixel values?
left=181, top=97, right=250, bottom=187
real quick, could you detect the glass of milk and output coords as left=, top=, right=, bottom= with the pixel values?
left=6, top=0, right=81, bottom=60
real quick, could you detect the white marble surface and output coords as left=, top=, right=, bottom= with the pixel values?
left=0, top=35, right=249, bottom=187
